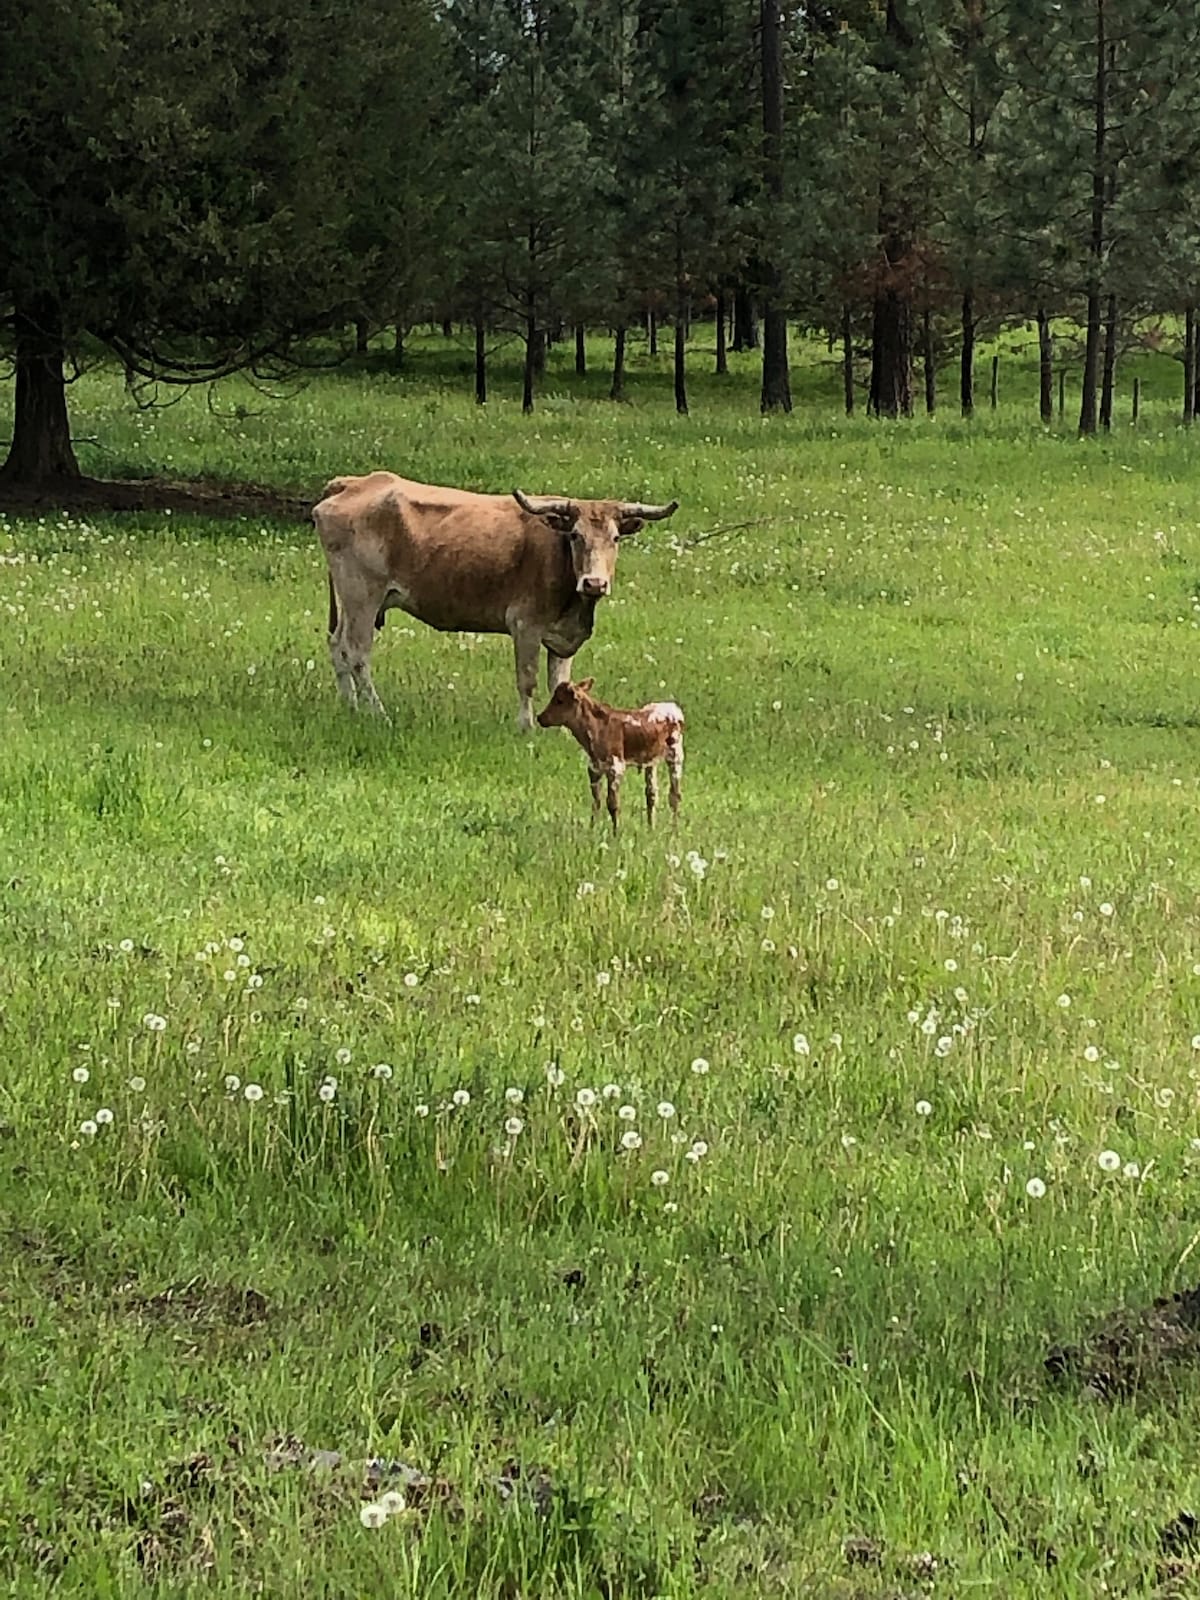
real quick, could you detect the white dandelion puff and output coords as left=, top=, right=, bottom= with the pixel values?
left=650, top=1170, right=669, bottom=1187
left=451, top=1089, right=471, bottom=1108
left=318, top=1082, right=337, bottom=1103
left=359, top=1503, right=388, bottom=1529
left=575, top=1088, right=597, bottom=1110
left=793, top=1033, right=810, bottom=1056
left=372, top=1063, right=393, bottom=1081
left=617, top=1104, right=637, bottom=1122
left=72, top=1066, right=90, bottom=1085
left=691, top=1057, right=710, bottom=1076
left=915, top=1099, right=933, bottom=1117
left=335, top=1047, right=352, bottom=1066
left=504, top=1116, right=524, bottom=1137
left=505, top=1087, right=524, bottom=1105
left=128, top=1076, right=146, bottom=1093
left=80, top=1119, right=98, bottom=1137
left=656, top=1101, right=676, bottom=1120
left=403, top=972, right=419, bottom=988
left=244, top=1083, right=264, bottom=1102
left=1098, top=1150, right=1121, bottom=1172
left=1025, top=1177, right=1047, bottom=1199
left=94, top=1107, right=114, bottom=1126
left=620, top=1130, right=643, bottom=1151
left=224, top=1074, right=241, bottom=1092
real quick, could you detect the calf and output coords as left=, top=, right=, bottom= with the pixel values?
left=536, top=678, right=684, bottom=832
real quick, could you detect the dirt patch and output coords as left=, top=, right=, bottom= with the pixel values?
left=113, top=1278, right=273, bottom=1346
left=1045, top=1284, right=1200, bottom=1400
left=0, top=473, right=312, bottom=524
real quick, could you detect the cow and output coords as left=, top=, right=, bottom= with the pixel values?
left=312, top=472, right=679, bottom=728
left=536, top=678, right=685, bottom=831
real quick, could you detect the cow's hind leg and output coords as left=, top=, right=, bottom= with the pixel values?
left=644, top=763, right=658, bottom=827
left=329, top=568, right=389, bottom=719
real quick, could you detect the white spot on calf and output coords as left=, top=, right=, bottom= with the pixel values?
left=607, top=757, right=626, bottom=780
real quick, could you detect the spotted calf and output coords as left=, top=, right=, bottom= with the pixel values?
left=536, top=677, right=684, bottom=831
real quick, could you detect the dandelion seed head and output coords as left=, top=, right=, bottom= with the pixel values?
left=72, top=1066, right=90, bottom=1084
left=620, top=1129, right=643, bottom=1151
left=318, top=1082, right=337, bottom=1103
left=80, top=1119, right=98, bottom=1137
left=1098, top=1150, right=1121, bottom=1171
left=691, top=1057, right=710, bottom=1075
left=244, top=1083, right=264, bottom=1102
left=414, top=1103, right=429, bottom=1117
left=651, top=1170, right=669, bottom=1187
left=378, top=1490, right=406, bottom=1516
left=403, top=972, right=419, bottom=988
left=1057, top=994, right=1071, bottom=1009
left=505, top=1086, right=524, bottom=1105
left=657, top=1101, right=676, bottom=1120
left=95, top=1107, right=114, bottom=1125
left=504, top=1116, right=524, bottom=1136
left=118, top=938, right=134, bottom=953
left=1083, top=1045, right=1100, bottom=1062
left=451, top=1088, right=470, bottom=1107
left=372, top=1063, right=393, bottom=1080
left=618, top=1104, right=637, bottom=1122
left=129, top=1076, right=146, bottom=1093
left=1026, top=1177, right=1047, bottom=1199
left=1123, top=1161, right=1141, bottom=1179
left=916, top=1099, right=933, bottom=1117
left=793, top=1032, right=810, bottom=1056
left=359, top=1503, right=388, bottom=1529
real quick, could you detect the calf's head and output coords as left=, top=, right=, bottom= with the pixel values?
left=513, top=491, right=679, bottom=599
left=536, top=677, right=595, bottom=729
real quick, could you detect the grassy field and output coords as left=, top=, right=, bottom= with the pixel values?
left=3, top=329, right=1200, bottom=1597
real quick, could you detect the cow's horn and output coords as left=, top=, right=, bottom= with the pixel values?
left=618, top=499, right=679, bottom=521
left=513, top=489, right=575, bottom=516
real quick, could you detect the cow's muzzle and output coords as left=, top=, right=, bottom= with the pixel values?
left=579, top=577, right=610, bottom=598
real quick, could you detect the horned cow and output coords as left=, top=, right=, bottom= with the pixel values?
left=312, top=472, right=678, bottom=728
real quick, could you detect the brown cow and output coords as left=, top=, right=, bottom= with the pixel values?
left=536, top=677, right=685, bottom=831
left=312, top=473, right=679, bottom=728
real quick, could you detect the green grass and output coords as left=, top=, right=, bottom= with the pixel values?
left=3, top=329, right=1200, bottom=1596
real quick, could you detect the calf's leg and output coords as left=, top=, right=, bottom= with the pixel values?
left=644, top=763, right=658, bottom=827
left=666, top=730, right=684, bottom=820
left=588, top=764, right=604, bottom=821
left=606, top=770, right=621, bottom=832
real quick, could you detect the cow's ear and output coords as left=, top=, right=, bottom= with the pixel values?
left=546, top=507, right=579, bottom=534
left=617, top=516, right=645, bottom=538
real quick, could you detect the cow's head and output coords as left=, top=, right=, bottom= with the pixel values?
left=513, top=491, right=679, bottom=599
left=536, top=676, right=595, bottom=729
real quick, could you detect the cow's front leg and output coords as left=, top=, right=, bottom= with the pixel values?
left=512, top=626, right=541, bottom=732
left=546, top=649, right=573, bottom=695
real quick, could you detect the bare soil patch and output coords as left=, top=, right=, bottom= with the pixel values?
left=0, top=474, right=312, bottom=524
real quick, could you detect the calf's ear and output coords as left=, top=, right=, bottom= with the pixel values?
left=576, top=677, right=594, bottom=692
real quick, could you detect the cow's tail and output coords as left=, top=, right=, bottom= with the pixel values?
left=327, top=575, right=338, bottom=636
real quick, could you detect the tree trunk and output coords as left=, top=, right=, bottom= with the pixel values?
left=575, top=323, right=586, bottom=376
left=732, top=284, right=759, bottom=351
left=715, top=289, right=728, bottom=375
left=648, top=309, right=658, bottom=356
left=1037, top=306, right=1053, bottom=423
left=869, top=289, right=912, bottom=418
left=0, top=293, right=81, bottom=485
left=674, top=272, right=688, bottom=416
left=1184, top=305, right=1195, bottom=425
left=474, top=312, right=487, bottom=406
left=960, top=290, right=975, bottom=417
left=610, top=324, right=627, bottom=400
left=1079, top=0, right=1106, bottom=435
left=393, top=325, right=405, bottom=370
left=1099, top=292, right=1118, bottom=430
left=441, top=316, right=453, bottom=339
left=531, top=328, right=546, bottom=377
left=523, top=312, right=537, bottom=415
left=354, top=317, right=370, bottom=354
left=842, top=303, right=854, bottom=416
left=921, top=306, right=935, bottom=415
left=1193, top=327, right=1200, bottom=422
left=759, top=0, right=791, bottom=413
